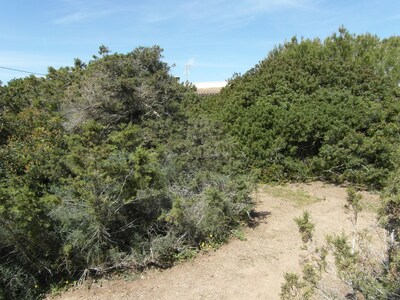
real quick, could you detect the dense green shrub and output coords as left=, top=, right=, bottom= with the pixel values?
left=1, top=28, right=400, bottom=299
left=207, top=28, right=400, bottom=188
left=0, top=46, right=253, bottom=299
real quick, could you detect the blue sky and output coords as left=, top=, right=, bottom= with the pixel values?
left=1, top=0, right=399, bottom=84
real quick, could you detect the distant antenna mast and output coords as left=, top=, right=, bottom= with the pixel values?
left=184, top=63, right=192, bottom=81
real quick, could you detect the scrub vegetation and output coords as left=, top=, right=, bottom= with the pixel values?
left=0, top=28, right=399, bottom=299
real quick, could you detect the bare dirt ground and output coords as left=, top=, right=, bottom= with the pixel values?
left=53, top=182, right=385, bottom=300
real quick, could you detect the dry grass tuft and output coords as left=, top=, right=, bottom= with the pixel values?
left=263, top=185, right=323, bottom=207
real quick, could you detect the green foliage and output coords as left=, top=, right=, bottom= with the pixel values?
left=61, top=46, right=187, bottom=131
left=0, top=45, right=253, bottom=299
left=346, top=188, right=363, bottom=217
left=0, top=101, right=66, bottom=299
left=280, top=266, right=317, bottom=300
left=326, top=233, right=399, bottom=299
left=294, top=211, right=314, bottom=244
left=380, top=153, right=400, bottom=242
left=379, top=154, right=400, bottom=295
left=2, top=28, right=400, bottom=299
left=280, top=273, right=304, bottom=300
left=286, top=199, right=400, bottom=299
left=209, top=28, right=400, bottom=188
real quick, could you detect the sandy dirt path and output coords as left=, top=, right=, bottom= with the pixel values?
left=55, top=182, right=383, bottom=300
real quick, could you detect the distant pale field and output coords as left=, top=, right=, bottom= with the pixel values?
left=194, top=81, right=227, bottom=94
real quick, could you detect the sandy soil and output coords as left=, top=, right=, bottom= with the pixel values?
left=53, top=182, right=385, bottom=300
left=196, top=87, right=223, bottom=94
left=194, top=81, right=226, bottom=94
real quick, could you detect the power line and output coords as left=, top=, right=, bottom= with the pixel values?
left=0, top=66, right=46, bottom=76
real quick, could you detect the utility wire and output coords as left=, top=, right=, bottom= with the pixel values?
left=0, top=66, right=46, bottom=76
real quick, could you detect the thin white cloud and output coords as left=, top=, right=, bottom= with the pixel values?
left=142, top=0, right=316, bottom=30
left=52, top=0, right=317, bottom=28
left=183, top=0, right=313, bottom=18
left=249, top=0, right=312, bottom=10
left=53, top=0, right=127, bottom=24
left=54, top=10, right=112, bottom=24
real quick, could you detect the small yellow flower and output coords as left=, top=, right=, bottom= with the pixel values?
left=209, top=234, right=213, bottom=238
left=34, top=285, right=38, bottom=289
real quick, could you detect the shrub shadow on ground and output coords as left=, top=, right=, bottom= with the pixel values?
left=247, top=210, right=270, bottom=228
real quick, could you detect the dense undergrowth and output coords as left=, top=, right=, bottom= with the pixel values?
left=205, top=27, right=400, bottom=189
left=0, top=28, right=399, bottom=299
left=207, top=27, right=400, bottom=299
left=0, top=46, right=254, bottom=299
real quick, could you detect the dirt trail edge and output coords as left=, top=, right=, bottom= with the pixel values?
left=54, top=182, right=383, bottom=300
